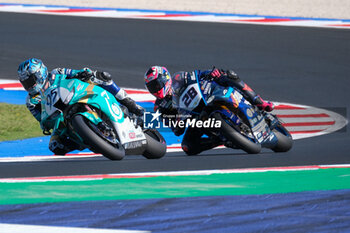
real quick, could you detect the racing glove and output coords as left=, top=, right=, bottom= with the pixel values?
left=75, top=69, right=94, bottom=82
left=210, top=68, right=223, bottom=79
left=209, top=68, right=240, bottom=81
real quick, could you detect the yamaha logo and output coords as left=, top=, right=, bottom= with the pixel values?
left=246, top=109, right=253, bottom=117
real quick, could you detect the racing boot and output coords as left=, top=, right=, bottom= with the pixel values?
left=49, top=134, right=68, bottom=155
left=49, top=134, right=81, bottom=155
left=222, top=70, right=274, bottom=112
left=181, top=128, right=222, bottom=155
left=182, top=138, right=222, bottom=155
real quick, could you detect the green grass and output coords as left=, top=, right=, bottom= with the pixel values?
left=0, top=103, right=43, bottom=141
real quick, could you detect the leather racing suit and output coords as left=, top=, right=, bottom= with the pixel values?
left=26, top=67, right=144, bottom=155
left=154, top=68, right=273, bottom=155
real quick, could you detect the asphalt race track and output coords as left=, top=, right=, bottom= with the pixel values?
left=0, top=12, right=349, bottom=176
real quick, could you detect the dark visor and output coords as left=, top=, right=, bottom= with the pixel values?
left=21, top=74, right=37, bottom=91
left=146, top=74, right=167, bottom=93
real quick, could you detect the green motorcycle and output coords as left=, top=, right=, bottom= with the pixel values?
left=40, top=74, right=166, bottom=160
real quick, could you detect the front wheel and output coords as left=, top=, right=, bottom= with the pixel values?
left=271, top=125, right=293, bottom=152
left=71, top=115, right=125, bottom=160
left=213, top=113, right=261, bottom=154
left=142, top=129, right=167, bottom=159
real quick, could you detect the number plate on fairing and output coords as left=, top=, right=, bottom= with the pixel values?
left=42, top=87, right=60, bottom=117
left=250, top=116, right=271, bottom=143
left=244, top=107, right=269, bottom=143
left=179, top=83, right=201, bottom=111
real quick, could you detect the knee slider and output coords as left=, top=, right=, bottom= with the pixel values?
left=181, top=144, right=200, bottom=155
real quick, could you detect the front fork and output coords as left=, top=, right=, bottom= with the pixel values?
left=264, top=113, right=292, bottom=138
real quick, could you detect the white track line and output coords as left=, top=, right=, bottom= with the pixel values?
left=0, top=4, right=349, bottom=29
left=0, top=224, right=149, bottom=233
left=1, top=164, right=350, bottom=183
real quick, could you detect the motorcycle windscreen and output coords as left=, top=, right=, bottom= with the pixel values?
left=172, top=73, right=202, bottom=111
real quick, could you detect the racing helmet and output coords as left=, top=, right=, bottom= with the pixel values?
left=18, top=58, right=48, bottom=95
left=144, top=66, right=172, bottom=99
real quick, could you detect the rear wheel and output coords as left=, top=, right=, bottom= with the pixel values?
left=71, top=115, right=125, bottom=160
left=142, top=129, right=167, bottom=159
left=213, top=113, right=261, bottom=154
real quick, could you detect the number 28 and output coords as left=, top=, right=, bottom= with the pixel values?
left=182, top=87, right=198, bottom=107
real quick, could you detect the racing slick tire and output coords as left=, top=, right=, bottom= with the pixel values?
left=213, top=113, right=261, bottom=154
left=271, top=126, right=293, bottom=152
left=71, top=114, right=125, bottom=160
left=142, top=129, right=167, bottom=159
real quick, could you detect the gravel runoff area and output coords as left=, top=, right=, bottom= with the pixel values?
left=1, top=0, right=349, bottom=19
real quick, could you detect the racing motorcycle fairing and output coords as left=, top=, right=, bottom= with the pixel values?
left=40, top=74, right=146, bottom=153
left=208, top=84, right=279, bottom=146
left=171, top=71, right=280, bottom=148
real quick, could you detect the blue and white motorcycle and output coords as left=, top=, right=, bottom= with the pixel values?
left=172, top=71, right=293, bottom=154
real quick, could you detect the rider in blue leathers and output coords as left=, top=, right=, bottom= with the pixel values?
left=18, top=58, right=144, bottom=155
left=144, top=66, right=274, bottom=155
